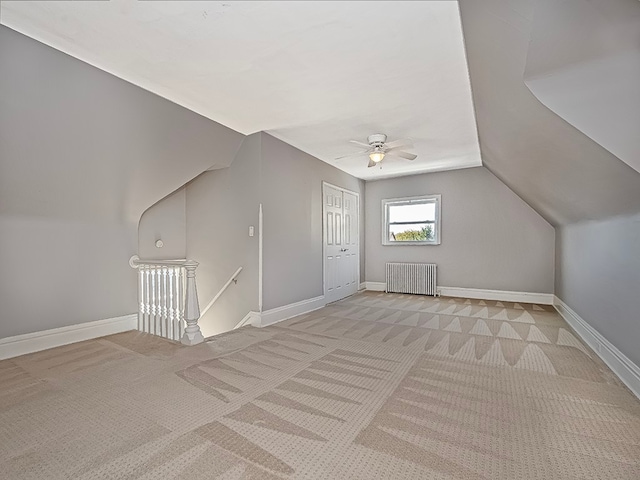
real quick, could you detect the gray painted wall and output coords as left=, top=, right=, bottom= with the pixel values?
left=556, top=214, right=640, bottom=365
left=0, top=216, right=138, bottom=339
left=260, top=133, right=365, bottom=311
left=143, top=132, right=365, bottom=330
left=365, top=167, right=555, bottom=294
left=458, top=0, right=640, bottom=226
left=138, top=189, right=187, bottom=260
left=524, top=0, right=640, bottom=173
left=458, top=0, right=640, bottom=375
left=0, top=26, right=242, bottom=338
left=185, top=135, right=261, bottom=338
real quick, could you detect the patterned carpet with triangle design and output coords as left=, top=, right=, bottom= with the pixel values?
left=1, top=291, right=639, bottom=479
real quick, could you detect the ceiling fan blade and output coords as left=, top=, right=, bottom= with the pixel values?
left=385, top=138, right=413, bottom=149
left=368, top=159, right=376, bottom=168
left=335, top=151, right=368, bottom=160
left=349, top=140, right=372, bottom=149
left=386, top=150, right=417, bottom=161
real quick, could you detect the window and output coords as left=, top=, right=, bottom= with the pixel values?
left=382, top=195, right=441, bottom=245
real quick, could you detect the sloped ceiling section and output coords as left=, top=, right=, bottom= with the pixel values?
left=0, top=25, right=243, bottom=224
left=0, top=0, right=480, bottom=181
left=525, top=0, right=640, bottom=173
left=458, top=0, right=640, bottom=226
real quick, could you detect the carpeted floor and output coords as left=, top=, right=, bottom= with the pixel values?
left=1, top=291, right=639, bottom=479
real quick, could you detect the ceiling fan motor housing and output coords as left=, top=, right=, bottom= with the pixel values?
left=367, top=133, right=387, bottom=146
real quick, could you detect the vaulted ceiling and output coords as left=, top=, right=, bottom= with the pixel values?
left=2, top=0, right=639, bottom=226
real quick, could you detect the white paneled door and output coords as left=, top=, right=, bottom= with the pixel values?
left=323, top=183, right=359, bottom=304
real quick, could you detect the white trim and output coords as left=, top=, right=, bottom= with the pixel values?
left=258, top=296, right=326, bottom=328
left=363, top=282, right=553, bottom=304
left=0, top=314, right=137, bottom=360
left=382, top=194, right=442, bottom=246
left=234, top=311, right=262, bottom=329
left=258, top=203, right=263, bottom=313
left=438, top=286, right=554, bottom=305
left=554, top=296, right=640, bottom=400
left=365, top=282, right=387, bottom=292
left=359, top=282, right=366, bottom=291
left=129, top=255, right=188, bottom=268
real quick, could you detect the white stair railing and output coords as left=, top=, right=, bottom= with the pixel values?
left=199, top=266, right=243, bottom=319
left=129, top=256, right=203, bottom=345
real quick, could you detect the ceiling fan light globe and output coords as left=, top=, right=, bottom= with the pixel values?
left=369, top=152, right=385, bottom=163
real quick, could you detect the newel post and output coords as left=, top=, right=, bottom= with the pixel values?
left=181, top=260, right=204, bottom=346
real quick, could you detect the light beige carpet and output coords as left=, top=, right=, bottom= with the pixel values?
left=1, top=292, right=639, bottom=479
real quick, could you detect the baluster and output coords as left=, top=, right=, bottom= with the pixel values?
left=181, top=260, right=204, bottom=346
left=142, top=266, right=146, bottom=333
left=156, top=266, right=161, bottom=336
left=145, top=266, right=151, bottom=333
left=176, top=267, right=182, bottom=340
left=175, top=267, right=184, bottom=340
left=170, top=268, right=180, bottom=340
left=168, top=267, right=175, bottom=341
left=138, top=267, right=144, bottom=331
left=141, top=267, right=145, bottom=333
left=152, top=266, right=158, bottom=335
left=159, top=267, right=163, bottom=338
left=162, top=267, right=168, bottom=338
left=158, top=267, right=163, bottom=338
left=178, top=266, right=184, bottom=339
left=151, top=267, right=155, bottom=336
left=167, top=267, right=171, bottom=338
left=158, top=267, right=162, bottom=338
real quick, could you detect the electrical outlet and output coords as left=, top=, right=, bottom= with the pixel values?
left=249, top=226, right=254, bottom=237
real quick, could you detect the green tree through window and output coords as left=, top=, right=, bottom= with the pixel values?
left=393, top=225, right=434, bottom=242
left=383, top=194, right=441, bottom=245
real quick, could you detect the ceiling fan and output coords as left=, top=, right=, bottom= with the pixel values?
left=336, top=134, right=417, bottom=167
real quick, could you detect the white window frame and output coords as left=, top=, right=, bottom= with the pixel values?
left=382, top=194, right=441, bottom=246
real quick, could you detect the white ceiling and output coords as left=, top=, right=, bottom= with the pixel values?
left=0, top=0, right=481, bottom=180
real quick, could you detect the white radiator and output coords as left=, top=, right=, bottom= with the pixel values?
left=386, top=262, right=437, bottom=296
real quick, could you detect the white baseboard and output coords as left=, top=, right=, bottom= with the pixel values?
left=0, top=314, right=137, bottom=360
left=554, top=296, right=640, bottom=400
left=363, top=282, right=553, bottom=305
left=439, top=286, right=554, bottom=305
left=257, top=295, right=326, bottom=328
left=359, top=282, right=366, bottom=291
left=365, top=282, right=386, bottom=292
left=234, top=311, right=262, bottom=329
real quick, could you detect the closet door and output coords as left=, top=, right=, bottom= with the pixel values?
left=323, top=183, right=359, bottom=304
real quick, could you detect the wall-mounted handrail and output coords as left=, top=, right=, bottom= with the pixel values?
left=199, top=266, right=243, bottom=319
left=128, top=255, right=204, bottom=346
